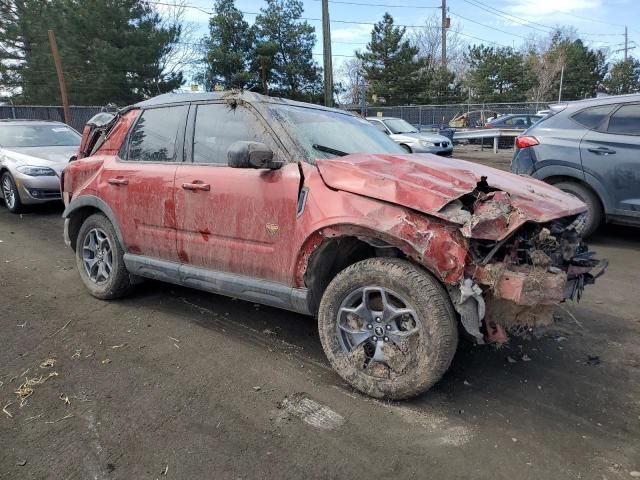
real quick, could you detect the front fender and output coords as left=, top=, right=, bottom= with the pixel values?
left=293, top=212, right=469, bottom=288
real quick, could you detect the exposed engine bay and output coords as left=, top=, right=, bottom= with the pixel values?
left=453, top=210, right=607, bottom=344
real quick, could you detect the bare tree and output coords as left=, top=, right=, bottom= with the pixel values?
left=525, top=49, right=565, bottom=103
left=153, top=0, right=201, bottom=85
left=336, top=56, right=363, bottom=105
left=409, top=14, right=466, bottom=76
left=523, top=33, right=567, bottom=103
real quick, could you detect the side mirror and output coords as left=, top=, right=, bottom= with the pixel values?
left=227, top=141, right=283, bottom=170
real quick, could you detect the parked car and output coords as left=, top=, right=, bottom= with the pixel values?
left=512, top=93, right=640, bottom=237
left=62, top=92, right=605, bottom=400
left=366, top=116, right=453, bottom=156
left=0, top=120, right=80, bottom=213
left=485, top=114, right=544, bottom=129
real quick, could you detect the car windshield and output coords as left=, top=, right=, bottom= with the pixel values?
left=0, top=124, right=81, bottom=148
left=270, top=105, right=405, bottom=159
left=383, top=118, right=418, bottom=134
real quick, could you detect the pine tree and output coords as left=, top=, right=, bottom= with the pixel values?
left=603, top=58, right=640, bottom=95
left=357, top=13, right=424, bottom=106
left=254, top=0, right=321, bottom=101
left=464, top=45, right=532, bottom=102
left=0, top=0, right=184, bottom=105
left=201, top=0, right=255, bottom=91
left=547, top=33, right=607, bottom=100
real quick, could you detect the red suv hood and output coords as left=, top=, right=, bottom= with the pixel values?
left=316, top=153, right=587, bottom=240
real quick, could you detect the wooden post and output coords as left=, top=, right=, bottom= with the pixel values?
left=322, top=0, right=334, bottom=107
left=47, top=29, right=70, bottom=125
left=441, top=0, right=447, bottom=69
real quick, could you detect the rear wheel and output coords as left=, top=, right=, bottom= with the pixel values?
left=1, top=172, right=23, bottom=213
left=75, top=213, right=132, bottom=299
left=553, top=181, right=603, bottom=237
left=318, top=258, right=458, bottom=400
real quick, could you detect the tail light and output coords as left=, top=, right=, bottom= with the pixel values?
left=484, top=123, right=491, bottom=128
left=515, top=135, right=539, bottom=149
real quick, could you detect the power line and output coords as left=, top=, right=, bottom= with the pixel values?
left=449, top=11, right=529, bottom=40
left=148, top=0, right=511, bottom=47
left=147, top=1, right=429, bottom=28
left=308, top=0, right=440, bottom=8
left=462, top=0, right=629, bottom=45
left=462, top=0, right=552, bottom=33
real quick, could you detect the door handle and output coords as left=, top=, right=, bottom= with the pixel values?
left=108, top=177, right=129, bottom=185
left=181, top=181, right=210, bottom=191
left=587, top=147, right=616, bottom=155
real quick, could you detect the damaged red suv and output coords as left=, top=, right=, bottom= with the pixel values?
left=62, top=92, right=606, bottom=399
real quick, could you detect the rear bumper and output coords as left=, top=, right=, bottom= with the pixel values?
left=510, top=147, right=537, bottom=175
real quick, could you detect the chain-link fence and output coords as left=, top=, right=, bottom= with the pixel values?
left=2, top=101, right=551, bottom=133
left=0, top=105, right=111, bottom=132
left=365, top=102, right=549, bottom=128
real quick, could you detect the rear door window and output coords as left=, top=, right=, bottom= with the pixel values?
left=572, top=105, right=616, bottom=130
left=504, top=116, right=527, bottom=127
left=606, top=104, right=640, bottom=135
left=126, top=105, right=187, bottom=162
left=192, top=103, right=271, bottom=164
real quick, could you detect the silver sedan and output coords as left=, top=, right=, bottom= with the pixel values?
left=0, top=120, right=80, bottom=213
left=366, top=116, right=453, bottom=156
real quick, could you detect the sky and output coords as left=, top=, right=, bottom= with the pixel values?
left=167, top=0, right=640, bottom=79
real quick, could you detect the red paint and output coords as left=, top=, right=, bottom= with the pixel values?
left=317, top=153, right=586, bottom=240
left=65, top=102, right=593, bottom=315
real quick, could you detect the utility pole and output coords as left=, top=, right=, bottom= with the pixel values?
left=48, top=29, right=70, bottom=125
left=441, top=0, right=447, bottom=68
left=625, top=26, right=628, bottom=61
left=360, top=75, right=366, bottom=117
left=322, top=0, right=334, bottom=107
left=558, top=66, right=564, bottom=103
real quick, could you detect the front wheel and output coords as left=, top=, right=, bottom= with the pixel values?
left=75, top=213, right=132, bottom=300
left=400, top=144, right=412, bottom=153
left=318, top=258, right=458, bottom=400
left=1, top=172, right=23, bottom=213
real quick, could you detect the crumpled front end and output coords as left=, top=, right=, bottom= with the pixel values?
left=450, top=208, right=606, bottom=344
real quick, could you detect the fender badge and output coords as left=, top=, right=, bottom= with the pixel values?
left=266, top=223, right=280, bottom=235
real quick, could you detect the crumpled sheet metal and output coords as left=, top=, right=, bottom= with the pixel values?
left=317, top=153, right=586, bottom=242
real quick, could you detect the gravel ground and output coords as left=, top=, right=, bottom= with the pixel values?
left=1, top=164, right=639, bottom=479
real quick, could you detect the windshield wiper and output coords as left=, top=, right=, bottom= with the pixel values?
left=312, top=144, right=349, bottom=157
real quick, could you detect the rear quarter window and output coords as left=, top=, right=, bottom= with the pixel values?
left=571, top=104, right=616, bottom=130
left=607, top=104, right=640, bottom=135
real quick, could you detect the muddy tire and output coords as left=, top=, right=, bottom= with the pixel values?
left=553, top=181, right=603, bottom=238
left=1, top=172, right=23, bottom=213
left=318, top=258, right=458, bottom=400
left=75, top=213, right=132, bottom=300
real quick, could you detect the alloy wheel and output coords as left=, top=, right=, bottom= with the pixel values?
left=82, top=228, right=113, bottom=284
left=336, top=286, right=421, bottom=376
left=2, top=176, right=16, bottom=209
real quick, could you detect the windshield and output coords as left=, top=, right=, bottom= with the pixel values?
left=0, top=124, right=81, bottom=148
left=383, top=118, right=418, bottom=134
left=270, top=105, right=405, bottom=159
